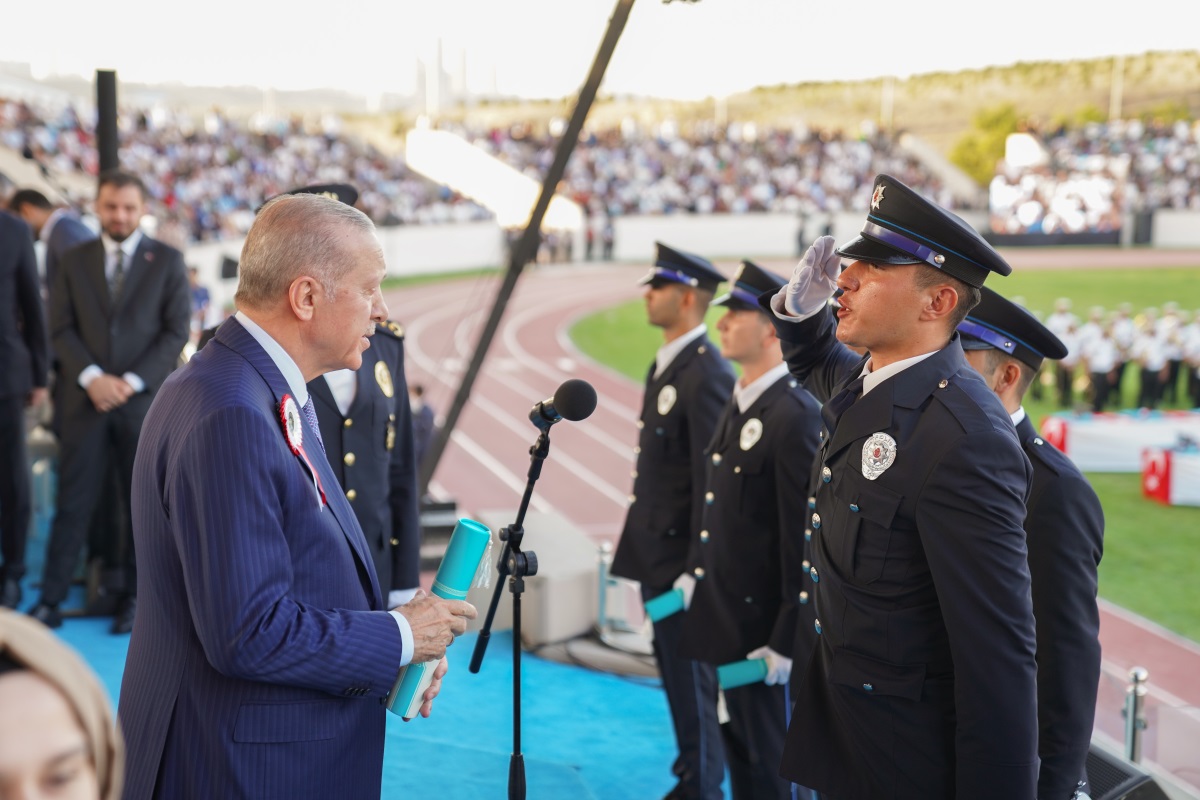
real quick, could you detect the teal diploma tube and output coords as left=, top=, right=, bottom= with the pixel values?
left=717, top=658, right=768, bottom=690
left=644, top=587, right=685, bottom=622
left=386, top=518, right=492, bottom=719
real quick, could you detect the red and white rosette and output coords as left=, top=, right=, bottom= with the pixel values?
left=279, top=393, right=326, bottom=508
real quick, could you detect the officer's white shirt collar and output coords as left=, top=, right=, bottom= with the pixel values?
left=858, top=349, right=939, bottom=396
left=235, top=311, right=309, bottom=407
left=1011, top=406, right=1027, bottom=427
left=323, top=369, right=357, bottom=416
left=654, top=323, right=707, bottom=378
left=735, top=363, right=789, bottom=413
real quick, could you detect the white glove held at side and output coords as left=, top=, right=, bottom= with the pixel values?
left=672, top=572, right=697, bottom=611
left=747, top=645, right=793, bottom=686
left=782, top=235, right=842, bottom=318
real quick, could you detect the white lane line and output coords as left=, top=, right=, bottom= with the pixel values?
left=470, top=392, right=631, bottom=508
left=448, top=430, right=554, bottom=514
left=501, top=288, right=640, bottom=424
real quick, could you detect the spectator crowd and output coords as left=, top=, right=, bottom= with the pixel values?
left=989, top=118, right=1200, bottom=235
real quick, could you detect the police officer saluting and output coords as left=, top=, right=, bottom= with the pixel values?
left=958, top=288, right=1105, bottom=800
left=763, top=175, right=1039, bottom=799
left=611, top=242, right=735, bottom=800
left=676, top=261, right=821, bottom=800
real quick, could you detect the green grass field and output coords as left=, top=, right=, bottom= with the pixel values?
left=570, top=269, right=1200, bottom=641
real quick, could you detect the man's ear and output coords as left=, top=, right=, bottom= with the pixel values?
left=923, top=284, right=960, bottom=323
left=997, top=359, right=1024, bottom=396
left=288, top=276, right=319, bottom=321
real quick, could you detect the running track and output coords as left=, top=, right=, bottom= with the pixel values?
left=387, top=257, right=1200, bottom=791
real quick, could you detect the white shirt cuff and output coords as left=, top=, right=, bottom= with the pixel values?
left=389, top=609, right=414, bottom=667
left=78, top=364, right=103, bottom=388
left=122, top=372, right=145, bottom=393
left=771, top=288, right=825, bottom=323
left=389, top=588, right=418, bottom=607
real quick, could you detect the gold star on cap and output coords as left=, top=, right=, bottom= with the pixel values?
left=871, top=184, right=886, bottom=210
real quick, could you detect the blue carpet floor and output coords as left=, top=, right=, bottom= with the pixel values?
left=45, top=613, right=685, bottom=799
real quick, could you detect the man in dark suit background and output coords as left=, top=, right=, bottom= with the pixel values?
left=677, top=261, right=820, bottom=800
left=610, top=242, right=735, bottom=800
left=764, top=175, right=1039, bottom=799
left=28, top=170, right=191, bottom=634
left=0, top=211, right=49, bottom=609
left=7, top=189, right=96, bottom=300
left=958, top=288, right=1105, bottom=800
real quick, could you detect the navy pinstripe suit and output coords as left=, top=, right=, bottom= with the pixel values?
left=119, top=317, right=404, bottom=800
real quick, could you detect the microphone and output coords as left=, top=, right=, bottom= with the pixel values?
left=529, top=379, right=597, bottom=430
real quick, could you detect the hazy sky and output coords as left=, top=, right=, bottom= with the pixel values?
left=5, top=0, right=1196, bottom=101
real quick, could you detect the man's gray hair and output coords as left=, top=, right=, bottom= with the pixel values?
left=234, top=193, right=376, bottom=309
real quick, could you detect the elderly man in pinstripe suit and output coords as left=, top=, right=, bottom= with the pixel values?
left=118, top=194, right=475, bottom=799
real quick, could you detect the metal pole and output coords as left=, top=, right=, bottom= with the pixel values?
left=1124, top=666, right=1149, bottom=762
left=418, top=0, right=638, bottom=495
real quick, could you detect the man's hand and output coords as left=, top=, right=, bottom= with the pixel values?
left=85, top=374, right=135, bottom=413
left=747, top=645, right=793, bottom=686
left=672, top=572, right=696, bottom=611
left=407, top=656, right=449, bottom=720
left=396, top=591, right=477, bottom=664
left=783, top=235, right=842, bottom=317
left=26, top=387, right=48, bottom=409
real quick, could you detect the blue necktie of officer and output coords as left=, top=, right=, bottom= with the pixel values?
left=820, top=373, right=865, bottom=433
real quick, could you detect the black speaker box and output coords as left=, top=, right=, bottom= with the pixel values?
left=1087, top=743, right=1170, bottom=800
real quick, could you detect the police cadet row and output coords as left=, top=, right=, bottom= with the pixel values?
left=611, top=174, right=1104, bottom=800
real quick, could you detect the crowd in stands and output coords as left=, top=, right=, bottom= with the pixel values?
left=0, top=96, right=492, bottom=245
left=989, top=118, right=1200, bottom=235
left=1034, top=299, right=1200, bottom=412
left=5, top=93, right=1200, bottom=248
left=458, top=119, right=967, bottom=219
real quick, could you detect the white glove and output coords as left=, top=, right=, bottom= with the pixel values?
left=747, top=645, right=793, bottom=686
left=672, top=572, right=697, bottom=611
left=782, top=235, right=842, bottom=318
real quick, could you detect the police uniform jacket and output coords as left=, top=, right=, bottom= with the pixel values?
left=310, top=322, right=420, bottom=594
left=611, top=334, right=735, bottom=590
left=768, top=305, right=1040, bottom=800
left=677, top=375, right=820, bottom=664
left=1017, top=414, right=1104, bottom=800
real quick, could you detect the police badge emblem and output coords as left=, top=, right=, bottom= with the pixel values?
left=375, top=361, right=394, bottom=398
left=658, top=385, right=677, bottom=415
left=861, top=432, right=897, bottom=480
left=739, top=418, right=763, bottom=451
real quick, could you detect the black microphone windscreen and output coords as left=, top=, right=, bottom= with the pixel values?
left=554, top=379, right=597, bottom=421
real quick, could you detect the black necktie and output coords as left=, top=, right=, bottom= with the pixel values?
left=111, top=250, right=126, bottom=300
left=821, top=374, right=865, bottom=433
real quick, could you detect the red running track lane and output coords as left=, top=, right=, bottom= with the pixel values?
left=385, top=262, right=1200, bottom=790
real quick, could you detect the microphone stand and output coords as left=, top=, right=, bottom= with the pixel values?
left=469, top=428, right=550, bottom=800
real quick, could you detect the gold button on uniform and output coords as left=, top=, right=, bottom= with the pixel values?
left=346, top=489, right=357, bottom=501
left=343, top=418, right=353, bottom=428
left=344, top=452, right=356, bottom=466
left=390, top=537, right=400, bottom=546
